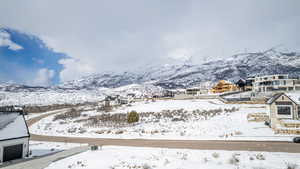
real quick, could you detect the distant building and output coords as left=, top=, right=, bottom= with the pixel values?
left=267, top=93, right=300, bottom=129
left=210, top=80, right=237, bottom=93
left=253, top=74, right=300, bottom=93
left=185, top=87, right=209, bottom=96
left=163, top=90, right=175, bottom=97
left=186, top=88, right=200, bottom=96
left=0, top=107, right=30, bottom=163
left=235, top=79, right=246, bottom=91
left=245, top=76, right=255, bottom=91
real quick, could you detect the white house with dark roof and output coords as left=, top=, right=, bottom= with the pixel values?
left=0, top=109, right=30, bottom=163
left=266, top=93, right=300, bottom=130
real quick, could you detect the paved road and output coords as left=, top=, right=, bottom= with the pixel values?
left=1, top=146, right=88, bottom=169
left=27, top=109, right=300, bottom=153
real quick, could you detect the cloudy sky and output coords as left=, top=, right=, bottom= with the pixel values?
left=0, top=0, right=300, bottom=85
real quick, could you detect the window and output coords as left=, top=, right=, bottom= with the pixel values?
left=277, top=106, right=291, bottom=115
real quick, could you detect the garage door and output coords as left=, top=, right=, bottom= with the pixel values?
left=3, top=144, right=23, bottom=162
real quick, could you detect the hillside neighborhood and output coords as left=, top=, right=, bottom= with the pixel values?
left=1, top=1, right=300, bottom=168
left=0, top=73, right=300, bottom=169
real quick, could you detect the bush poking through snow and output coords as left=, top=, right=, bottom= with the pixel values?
left=229, top=154, right=240, bottom=165
left=286, top=163, right=298, bottom=169
left=85, top=114, right=127, bottom=127
left=255, top=153, right=265, bottom=160
left=127, top=111, right=139, bottom=123
left=212, top=152, right=220, bottom=158
left=142, top=163, right=152, bottom=169
left=53, top=108, right=81, bottom=121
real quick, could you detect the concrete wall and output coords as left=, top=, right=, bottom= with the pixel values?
left=174, top=94, right=220, bottom=100
left=0, top=137, right=29, bottom=163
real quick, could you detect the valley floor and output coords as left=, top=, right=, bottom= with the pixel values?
left=29, top=99, right=297, bottom=141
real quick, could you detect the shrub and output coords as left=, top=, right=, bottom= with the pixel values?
left=53, top=108, right=81, bottom=121
left=255, top=153, right=265, bottom=160
left=229, top=154, right=240, bottom=165
left=212, top=152, right=220, bottom=158
left=142, top=163, right=152, bottom=169
left=127, top=111, right=139, bottom=123
left=286, top=163, right=298, bottom=169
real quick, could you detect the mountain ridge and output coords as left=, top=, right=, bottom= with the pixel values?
left=1, top=48, right=300, bottom=92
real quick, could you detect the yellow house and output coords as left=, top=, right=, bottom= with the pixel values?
left=210, top=80, right=237, bottom=93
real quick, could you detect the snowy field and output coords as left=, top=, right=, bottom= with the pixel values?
left=29, top=141, right=85, bottom=157
left=30, top=99, right=296, bottom=141
left=0, top=90, right=104, bottom=106
left=45, top=146, right=300, bottom=169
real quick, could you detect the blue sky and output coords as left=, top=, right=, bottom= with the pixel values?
left=0, top=1, right=299, bottom=84
left=0, top=28, right=67, bottom=85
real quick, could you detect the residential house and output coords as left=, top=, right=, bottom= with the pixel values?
left=163, top=90, right=175, bottom=98
left=235, top=79, right=246, bottom=91
left=245, top=76, right=255, bottom=91
left=210, top=80, right=237, bottom=93
left=0, top=106, right=30, bottom=163
left=186, top=88, right=200, bottom=96
left=266, top=93, right=300, bottom=129
left=253, top=74, right=300, bottom=93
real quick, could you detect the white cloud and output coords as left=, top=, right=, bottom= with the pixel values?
left=32, top=68, right=55, bottom=86
left=0, top=30, right=23, bottom=50
left=58, top=58, right=96, bottom=82
left=0, top=0, right=299, bottom=82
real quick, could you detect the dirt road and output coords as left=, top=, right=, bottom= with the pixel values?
left=27, top=110, right=300, bottom=153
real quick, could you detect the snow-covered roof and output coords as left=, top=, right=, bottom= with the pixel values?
left=267, top=92, right=299, bottom=105
left=266, top=93, right=284, bottom=104
left=287, top=92, right=300, bottom=105
left=0, top=112, right=29, bottom=141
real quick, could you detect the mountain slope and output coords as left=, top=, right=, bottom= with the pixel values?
left=61, top=48, right=300, bottom=89
left=1, top=48, right=300, bottom=91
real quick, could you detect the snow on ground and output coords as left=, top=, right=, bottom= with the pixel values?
left=223, top=91, right=252, bottom=98
left=29, top=99, right=296, bottom=141
left=25, top=109, right=70, bottom=120
left=0, top=90, right=104, bottom=106
left=107, top=83, right=164, bottom=98
left=29, top=141, right=86, bottom=157
left=45, top=146, right=300, bottom=169
left=113, top=99, right=233, bottom=113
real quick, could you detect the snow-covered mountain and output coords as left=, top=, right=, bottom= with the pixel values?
left=1, top=48, right=300, bottom=92
left=60, top=48, right=300, bottom=89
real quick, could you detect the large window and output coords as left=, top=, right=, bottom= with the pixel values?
left=277, top=106, right=291, bottom=115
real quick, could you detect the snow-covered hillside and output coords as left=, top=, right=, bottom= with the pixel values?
left=0, top=90, right=105, bottom=106
left=0, top=83, right=164, bottom=106
left=0, top=47, right=299, bottom=105
left=60, top=48, right=300, bottom=89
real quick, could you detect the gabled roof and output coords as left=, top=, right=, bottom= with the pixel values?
left=0, top=112, right=30, bottom=141
left=266, top=93, right=298, bottom=105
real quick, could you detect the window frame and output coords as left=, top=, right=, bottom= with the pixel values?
left=276, top=105, right=293, bottom=118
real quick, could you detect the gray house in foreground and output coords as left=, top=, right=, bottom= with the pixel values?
left=267, top=93, right=300, bottom=129
left=0, top=109, right=30, bottom=163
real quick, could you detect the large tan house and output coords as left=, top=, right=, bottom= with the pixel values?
left=267, top=93, right=300, bottom=129
left=210, top=80, right=237, bottom=93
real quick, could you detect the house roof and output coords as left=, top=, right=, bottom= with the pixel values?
left=286, top=92, right=300, bottom=105
left=0, top=112, right=29, bottom=141
left=266, top=93, right=298, bottom=105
